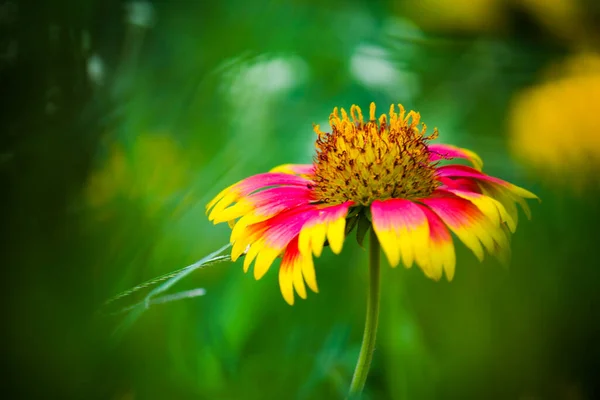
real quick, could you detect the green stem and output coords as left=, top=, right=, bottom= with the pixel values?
left=348, top=227, right=381, bottom=397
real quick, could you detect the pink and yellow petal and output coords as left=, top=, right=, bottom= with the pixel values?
left=240, top=205, right=317, bottom=280
left=206, top=188, right=239, bottom=222
left=213, top=186, right=313, bottom=225
left=278, top=244, right=296, bottom=305
left=206, top=172, right=311, bottom=221
left=437, top=177, right=482, bottom=193
left=436, top=165, right=538, bottom=202
left=443, top=188, right=516, bottom=232
left=230, top=213, right=272, bottom=259
left=477, top=179, right=536, bottom=225
left=487, top=181, right=534, bottom=220
left=478, top=183, right=520, bottom=227
left=278, top=262, right=295, bottom=305
left=279, top=236, right=317, bottom=305
left=428, top=144, right=484, bottom=171
left=371, top=199, right=430, bottom=269
left=297, top=202, right=353, bottom=257
left=421, top=196, right=488, bottom=262
left=417, top=204, right=456, bottom=281
left=299, top=222, right=327, bottom=257
left=423, top=194, right=512, bottom=264
left=232, top=201, right=314, bottom=247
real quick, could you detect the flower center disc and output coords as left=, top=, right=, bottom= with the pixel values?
left=311, top=103, right=440, bottom=205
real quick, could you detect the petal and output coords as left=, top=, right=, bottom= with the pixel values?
left=278, top=255, right=295, bottom=305
left=254, top=246, right=281, bottom=280
left=297, top=201, right=353, bottom=257
left=270, top=163, right=315, bottom=177
left=213, top=186, right=313, bottom=225
left=437, top=189, right=512, bottom=263
left=300, top=222, right=327, bottom=257
left=436, top=165, right=538, bottom=201
left=478, top=179, right=537, bottom=223
left=490, top=224, right=512, bottom=266
left=478, top=183, right=520, bottom=227
left=243, top=240, right=263, bottom=272
left=421, top=194, right=500, bottom=262
left=231, top=213, right=269, bottom=259
left=416, top=204, right=456, bottom=281
left=327, top=216, right=347, bottom=254
left=206, top=172, right=311, bottom=221
left=437, top=177, right=482, bottom=193
left=442, top=188, right=516, bottom=233
left=279, top=236, right=318, bottom=305
left=301, top=252, right=318, bottom=293
left=371, top=199, right=430, bottom=269
left=240, top=205, right=317, bottom=280
left=292, top=254, right=307, bottom=300
left=429, top=144, right=484, bottom=171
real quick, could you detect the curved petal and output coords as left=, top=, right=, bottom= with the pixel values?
left=297, top=201, right=353, bottom=257
left=213, top=186, right=313, bottom=224
left=420, top=194, right=508, bottom=262
left=237, top=201, right=350, bottom=302
left=441, top=188, right=516, bottom=233
left=206, top=172, right=311, bottom=221
left=477, top=183, right=519, bottom=226
left=416, top=204, right=456, bottom=281
left=279, top=236, right=317, bottom=305
left=429, top=144, right=484, bottom=171
left=270, top=163, right=315, bottom=177
left=371, top=199, right=430, bottom=269
left=436, top=165, right=538, bottom=201
left=490, top=223, right=512, bottom=267
left=237, top=205, right=316, bottom=279
left=437, top=177, right=482, bottom=193
left=479, top=180, right=535, bottom=222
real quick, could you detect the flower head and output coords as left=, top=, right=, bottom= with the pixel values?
left=207, top=103, right=537, bottom=304
left=509, top=52, right=600, bottom=190
left=312, top=103, right=439, bottom=205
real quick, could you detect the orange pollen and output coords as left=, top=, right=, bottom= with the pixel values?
left=311, top=102, right=440, bottom=205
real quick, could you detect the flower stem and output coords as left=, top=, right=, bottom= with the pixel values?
left=349, top=227, right=381, bottom=397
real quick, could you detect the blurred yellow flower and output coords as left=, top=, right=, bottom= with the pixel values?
left=86, top=133, right=191, bottom=216
left=509, top=52, right=600, bottom=189
left=400, top=0, right=505, bottom=33
left=400, top=0, right=586, bottom=40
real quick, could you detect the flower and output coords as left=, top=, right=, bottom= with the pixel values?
left=398, top=0, right=505, bottom=34
left=398, top=0, right=588, bottom=43
left=509, top=52, right=600, bottom=190
left=207, top=103, right=537, bottom=305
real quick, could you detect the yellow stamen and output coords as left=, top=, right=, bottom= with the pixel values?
left=312, top=102, right=440, bottom=205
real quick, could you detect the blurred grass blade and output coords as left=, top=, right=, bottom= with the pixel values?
left=108, top=243, right=231, bottom=341
left=106, top=287, right=207, bottom=316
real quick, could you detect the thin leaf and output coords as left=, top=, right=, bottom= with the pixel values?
left=108, top=243, right=231, bottom=341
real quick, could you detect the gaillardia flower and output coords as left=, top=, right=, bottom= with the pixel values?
left=509, top=52, right=600, bottom=190
left=207, top=103, right=537, bottom=305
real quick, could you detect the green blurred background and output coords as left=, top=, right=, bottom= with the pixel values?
left=2, top=0, right=600, bottom=399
